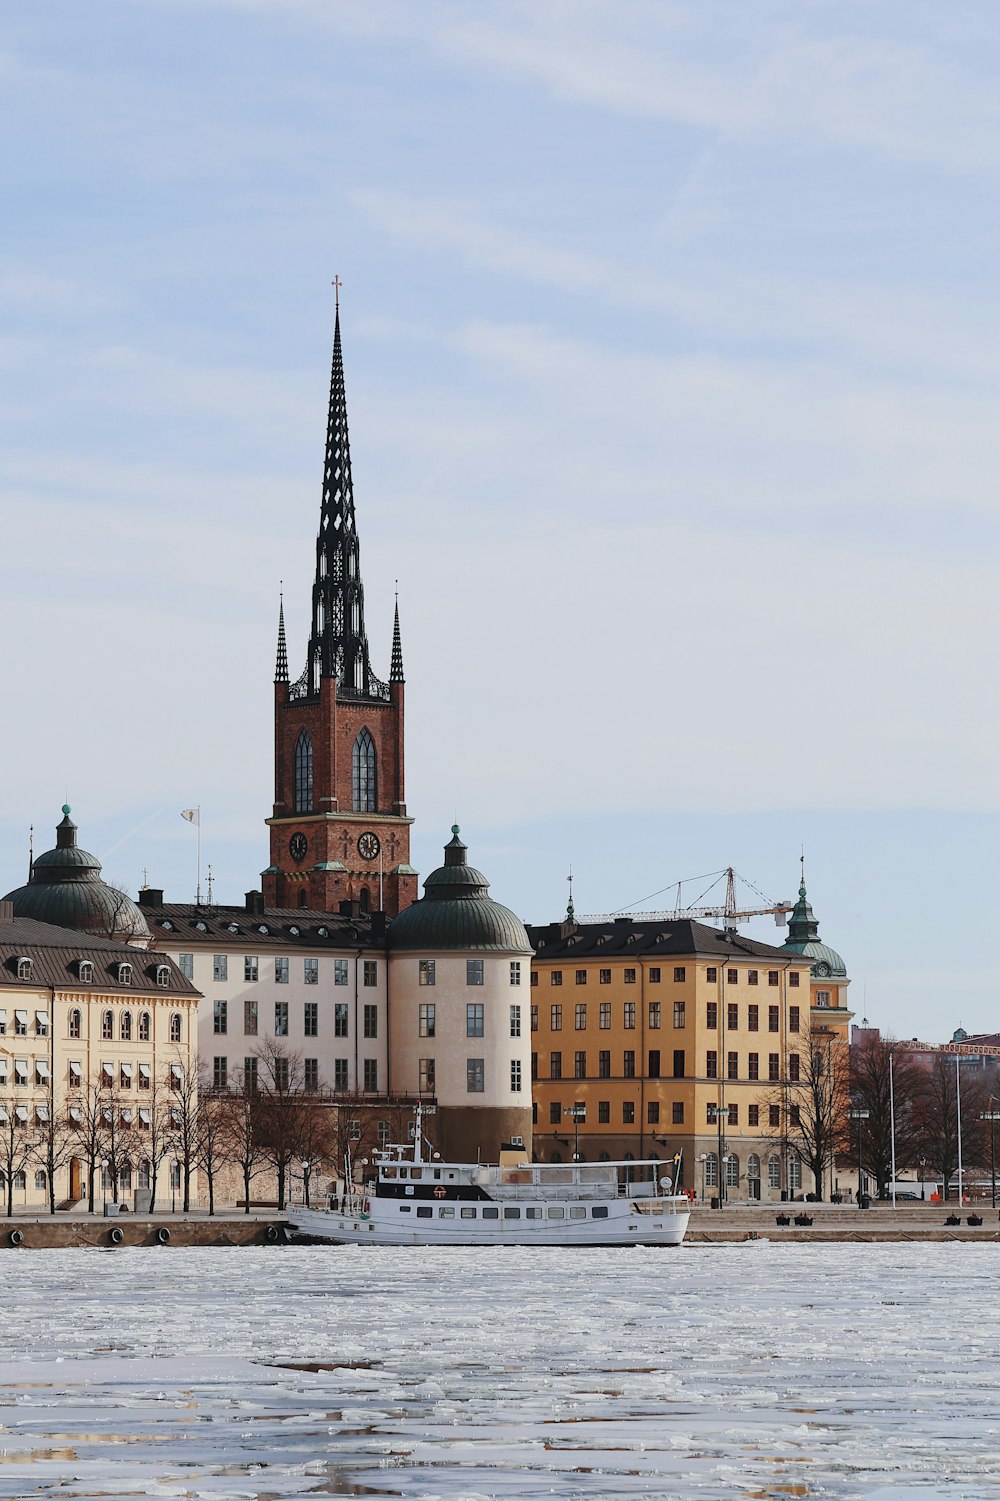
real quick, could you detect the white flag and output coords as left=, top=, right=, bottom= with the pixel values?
left=181, top=808, right=200, bottom=825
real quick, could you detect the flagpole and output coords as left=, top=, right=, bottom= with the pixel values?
left=196, top=805, right=202, bottom=907
left=889, top=1052, right=897, bottom=1209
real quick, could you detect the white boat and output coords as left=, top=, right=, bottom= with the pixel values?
left=287, top=1108, right=690, bottom=1247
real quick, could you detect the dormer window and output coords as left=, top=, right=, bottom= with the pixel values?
left=16, top=957, right=32, bottom=981
left=156, top=964, right=170, bottom=988
left=227, top=923, right=239, bottom=934
left=289, top=925, right=300, bottom=937
left=161, top=920, right=174, bottom=931
left=78, top=960, right=94, bottom=983
left=195, top=920, right=207, bottom=933
left=257, top=924, right=269, bottom=936
left=117, top=962, right=133, bottom=985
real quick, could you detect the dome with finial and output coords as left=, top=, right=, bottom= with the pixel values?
left=387, top=827, right=530, bottom=952
left=782, top=879, right=846, bottom=978
left=3, top=807, right=151, bottom=946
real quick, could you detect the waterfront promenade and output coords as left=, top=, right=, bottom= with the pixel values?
left=686, top=1200, right=1000, bottom=1241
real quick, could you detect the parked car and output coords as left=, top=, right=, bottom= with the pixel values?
left=877, top=1191, right=923, bottom=1201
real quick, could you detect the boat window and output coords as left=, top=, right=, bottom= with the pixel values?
left=482, top=1207, right=499, bottom=1219
left=416, top=1206, right=432, bottom=1218
left=410, top=1167, right=422, bottom=1180
left=432, top=1168, right=441, bottom=1179
left=399, top=1205, right=411, bottom=1212
left=591, top=1205, right=609, bottom=1218
left=383, top=1167, right=397, bottom=1179
left=438, top=1206, right=455, bottom=1218
left=461, top=1207, right=477, bottom=1219
left=504, top=1207, right=521, bottom=1219
left=547, top=1206, right=565, bottom=1219
left=526, top=1207, right=543, bottom=1219
left=569, top=1206, right=587, bottom=1219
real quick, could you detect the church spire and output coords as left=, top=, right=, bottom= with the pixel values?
left=274, top=590, right=288, bottom=683
left=390, top=591, right=404, bottom=683
left=291, top=296, right=389, bottom=704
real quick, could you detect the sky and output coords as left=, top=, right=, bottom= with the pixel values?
left=1, top=1, right=998, bottom=1042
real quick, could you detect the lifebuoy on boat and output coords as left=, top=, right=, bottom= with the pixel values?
left=362, top=1199, right=370, bottom=1216
left=433, top=1185, right=447, bottom=1199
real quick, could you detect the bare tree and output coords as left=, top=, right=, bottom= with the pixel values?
left=31, top=1103, right=75, bottom=1215
left=67, top=1076, right=105, bottom=1214
left=850, top=1034, right=925, bottom=1197
left=167, top=1052, right=199, bottom=1212
left=913, top=1056, right=988, bottom=1200
left=140, top=1073, right=175, bottom=1212
left=254, top=1040, right=319, bottom=1210
left=0, top=1104, right=34, bottom=1217
left=98, top=1086, right=136, bottom=1204
left=196, top=1071, right=229, bottom=1216
left=220, top=1076, right=266, bottom=1214
left=764, top=1030, right=850, bottom=1199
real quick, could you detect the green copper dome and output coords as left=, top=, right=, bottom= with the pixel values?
left=782, top=881, right=846, bottom=979
left=387, top=827, right=531, bottom=953
left=3, top=808, right=151, bottom=946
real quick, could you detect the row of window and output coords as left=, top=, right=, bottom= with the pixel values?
left=705, top=1050, right=801, bottom=1082
left=414, top=1057, right=522, bottom=1094
left=2, top=1007, right=182, bottom=1045
left=1, top=1060, right=181, bottom=1091
left=417, top=960, right=522, bottom=988
left=533, top=1047, right=803, bottom=1082
left=534, top=966, right=801, bottom=988
left=416, top=1004, right=523, bottom=1040
left=213, top=1056, right=381, bottom=1093
left=395, top=1204, right=608, bottom=1221
left=199, top=955, right=381, bottom=987
left=14, top=957, right=171, bottom=987
left=294, top=728, right=376, bottom=815
left=538, top=1098, right=792, bottom=1131
left=531, top=1001, right=802, bottom=1033
left=212, top=999, right=379, bottom=1039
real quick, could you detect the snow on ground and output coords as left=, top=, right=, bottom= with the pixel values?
left=0, top=1242, right=997, bottom=1499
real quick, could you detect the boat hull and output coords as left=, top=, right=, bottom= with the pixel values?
left=287, top=1204, right=690, bottom=1247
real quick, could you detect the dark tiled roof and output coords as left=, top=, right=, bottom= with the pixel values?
left=143, top=903, right=383, bottom=951
left=0, top=917, right=199, bottom=997
left=525, top=917, right=810, bottom=965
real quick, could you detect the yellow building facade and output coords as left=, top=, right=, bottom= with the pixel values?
left=0, top=908, right=199, bottom=1213
left=527, top=913, right=850, bottom=1202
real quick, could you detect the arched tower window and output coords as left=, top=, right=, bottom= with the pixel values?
left=352, top=729, right=376, bottom=812
left=294, top=730, right=313, bottom=813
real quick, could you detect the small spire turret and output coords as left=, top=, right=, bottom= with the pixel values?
left=275, top=590, right=289, bottom=683
left=390, top=590, right=404, bottom=683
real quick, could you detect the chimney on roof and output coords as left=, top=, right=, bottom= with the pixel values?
left=137, top=888, right=164, bottom=908
left=339, top=898, right=362, bottom=920
left=0, top=900, right=13, bottom=922
left=245, top=890, right=265, bottom=916
left=370, top=911, right=387, bottom=942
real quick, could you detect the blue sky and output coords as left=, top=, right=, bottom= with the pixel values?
left=2, top=2, right=998, bottom=1041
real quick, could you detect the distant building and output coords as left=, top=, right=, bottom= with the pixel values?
left=526, top=914, right=816, bottom=1201
left=387, top=827, right=533, bottom=1163
left=3, top=806, right=151, bottom=946
left=0, top=900, right=198, bottom=1211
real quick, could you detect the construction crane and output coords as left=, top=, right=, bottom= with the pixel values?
left=580, top=867, right=793, bottom=933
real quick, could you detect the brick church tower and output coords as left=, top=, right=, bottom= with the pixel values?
left=262, top=305, right=417, bottom=918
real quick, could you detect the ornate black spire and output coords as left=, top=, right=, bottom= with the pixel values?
left=390, top=593, right=404, bottom=684
left=289, top=301, right=389, bottom=705
left=274, top=592, right=288, bottom=683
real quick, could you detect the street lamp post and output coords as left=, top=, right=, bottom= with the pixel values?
left=847, top=1108, right=869, bottom=1207
left=979, top=1104, right=1000, bottom=1209
left=698, top=1153, right=707, bottom=1203
left=564, top=1104, right=585, bottom=1163
left=100, top=1158, right=108, bottom=1215
left=707, top=1103, right=726, bottom=1207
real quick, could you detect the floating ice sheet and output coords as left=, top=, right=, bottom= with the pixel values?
left=0, top=1243, right=997, bottom=1499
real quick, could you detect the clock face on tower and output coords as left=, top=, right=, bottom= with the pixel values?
left=357, top=831, right=381, bottom=861
left=289, top=833, right=308, bottom=863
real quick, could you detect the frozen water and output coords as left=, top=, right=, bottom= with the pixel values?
left=0, top=1242, right=997, bottom=1499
